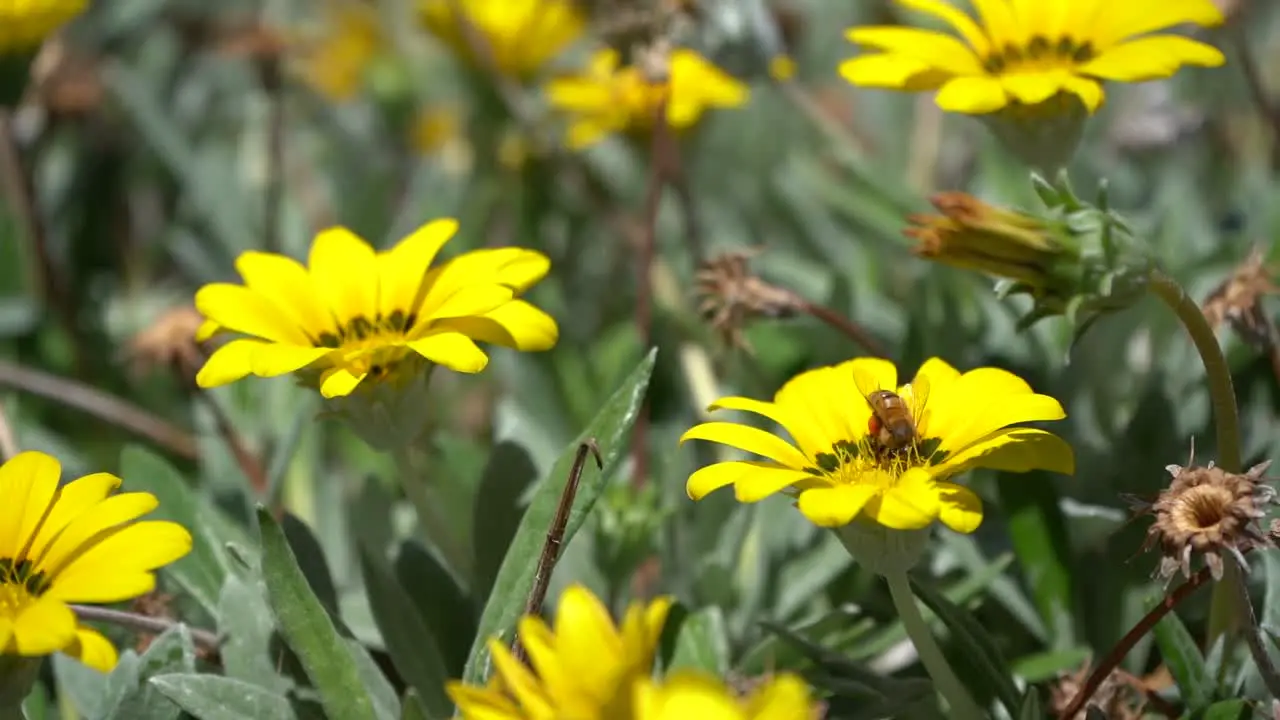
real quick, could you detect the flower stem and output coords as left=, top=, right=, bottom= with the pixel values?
left=1145, top=270, right=1244, bottom=648
left=884, top=569, right=985, bottom=720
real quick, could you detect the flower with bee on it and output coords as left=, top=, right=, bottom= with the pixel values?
left=679, top=356, right=1073, bottom=571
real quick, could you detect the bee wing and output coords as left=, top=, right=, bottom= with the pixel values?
left=899, top=373, right=932, bottom=424
left=852, top=365, right=884, bottom=404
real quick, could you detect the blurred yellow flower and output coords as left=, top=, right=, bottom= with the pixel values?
left=194, top=219, right=558, bottom=398
left=292, top=0, right=382, bottom=101
left=410, top=106, right=462, bottom=155
left=634, top=671, right=815, bottom=720
left=680, top=356, right=1073, bottom=531
left=417, top=0, right=584, bottom=79
left=546, top=48, right=749, bottom=150
left=447, top=584, right=672, bottom=719
left=840, top=0, right=1226, bottom=114
left=0, top=451, right=192, bottom=672
left=0, top=0, right=86, bottom=56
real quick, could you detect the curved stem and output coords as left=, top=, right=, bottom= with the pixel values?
left=1145, top=270, right=1244, bottom=648
left=884, top=569, right=985, bottom=720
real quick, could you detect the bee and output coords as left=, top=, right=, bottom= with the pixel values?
left=854, top=369, right=931, bottom=457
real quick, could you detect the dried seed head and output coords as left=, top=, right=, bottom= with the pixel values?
left=1201, top=246, right=1280, bottom=351
left=1047, top=660, right=1146, bottom=720
left=123, top=306, right=206, bottom=380
left=1136, top=454, right=1278, bottom=583
left=694, top=247, right=803, bottom=352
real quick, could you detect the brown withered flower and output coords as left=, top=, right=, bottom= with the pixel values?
left=1201, top=246, right=1280, bottom=351
left=1132, top=452, right=1279, bottom=582
left=1048, top=659, right=1145, bottom=720
left=694, top=247, right=803, bottom=351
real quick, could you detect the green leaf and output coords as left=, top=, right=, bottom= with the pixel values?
left=909, top=576, right=1021, bottom=716
left=282, top=512, right=340, bottom=615
left=399, top=690, right=431, bottom=720
left=119, top=445, right=249, bottom=616
left=471, top=440, right=540, bottom=600
left=1154, top=609, right=1213, bottom=710
left=1010, top=647, right=1091, bottom=684
left=395, top=541, right=475, bottom=676
left=998, top=473, right=1075, bottom=648
left=344, top=638, right=402, bottom=720
left=52, top=653, right=109, bottom=718
left=358, top=543, right=453, bottom=718
left=257, top=506, right=379, bottom=720
left=460, top=348, right=657, bottom=686
left=149, top=675, right=296, bottom=720
left=100, top=625, right=197, bottom=720
left=1016, top=688, right=1043, bottom=720
left=1184, top=699, right=1250, bottom=720
left=666, top=606, right=729, bottom=676
left=216, top=575, right=293, bottom=694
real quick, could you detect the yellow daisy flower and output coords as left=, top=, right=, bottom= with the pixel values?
left=447, top=583, right=672, bottom=719
left=680, top=356, right=1074, bottom=531
left=839, top=0, right=1226, bottom=114
left=0, top=0, right=86, bottom=56
left=193, top=218, right=558, bottom=399
left=417, top=0, right=584, bottom=80
left=634, top=671, right=815, bottom=720
left=291, top=0, right=383, bottom=102
left=0, top=451, right=193, bottom=672
left=545, top=48, right=749, bottom=150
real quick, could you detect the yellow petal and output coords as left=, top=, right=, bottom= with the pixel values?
left=66, top=626, right=119, bottom=672
left=195, top=339, right=264, bottom=388
left=566, top=119, right=615, bottom=150
left=706, top=396, right=811, bottom=449
left=194, top=284, right=313, bottom=345
left=684, top=461, right=811, bottom=502
left=969, top=0, right=1023, bottom=49
left=11, top=595, right=77, bottom=656
left=249, top=344, right=331, bottom=378
left=932, top=393, right=1065, bottom=455
left=912, top=357, right=961, bottom=390
left=434, top=300, right=559, bottom=351
left=35, top=492, right=160, bottom=578
left=319, top=367, right=366, bottom=398
left=845, top=27, right=985, bottom=76
left=635, top=670, right=742, bottom=719
left=428, top=285, right=516, bottom=321
left=1077, top=35, right=1225, bottom=82
left=511, top=619, right=561, bottom=713
left=999, top=71, right=1068, bottom=106
left=488, top=637, right=553, bottom=716
left=863, top=468, right=940, bottom=530
left=45, top=521, right=192, bottom=603
left=194, top=318, right=221, bottom=343
left=935, top=74, right=1009, bottom=113
left=1062, top=75, right=1105, bottom=113
left=1090, top=0, right=1224, bottom=49
left=447, top=681, right=524, bottom=720
left=554, top=585, right=624, bottom=692
left=0, top=451, right=61, bottom=561
left=796, top=484, right=878, bottom=527
left=308, top=227, right=379, bottom=325
left=932, top=428, right=1075, bottom=477
left=1010, top=0, right=1071, bottom=44
left=678, top=422, right=811, bottom=469
left=895, top=0, right=991, bottom=55
left=26, top=472, right=121, bottom=561
left=379, top=218, right=458, bottom=319
left=744, top=672, right=815, bottom=719
left=234, top=251, right=337, bottom=339
left=775, top=360, right=876, bottom=452
left=839, top=54, right=952, bottom=91
left=936, top=482, right=984, bottom=533
left=407, top=332, right=490, bottom=373
left=546, top=76, right=615, bottom=112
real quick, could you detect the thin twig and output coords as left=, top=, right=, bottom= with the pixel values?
left=0, top=398, right=17, bottom=461
left=0, top=358, right=198, bottom=459
left=1059, top=568, right=1212, bottom=719
left=512, top=439, right=602, bottom=665
left=71, top=605, right=220, bottom=652
left=798, top=300, right=890, bottom=358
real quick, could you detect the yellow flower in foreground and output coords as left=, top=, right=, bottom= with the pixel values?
left=546, top=48, right=749, bottom=150
left=292, top=0, right=382, bottom=101
left=634, top=671, right=815, bottom=720
left=0, top=451, right=192, bottom=672
left=840, top=0, right=1226, bottom=114
left=447, top=584, right=672, bottom=719
left=194, top=219, right=558, bottom=398
left=680, top=357, right=1074, bottom=531
left=418, top=0, right=583, bottom=79
left=0, top=0, right=86, bottom=56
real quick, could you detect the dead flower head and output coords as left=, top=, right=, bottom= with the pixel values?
left=1048, top=658, right=1152, bottom=720
left=1202, top=246, right=1280, bottom=351
left=1133, top=453, right=1279, bottom=582
left=694, top=247, right=803, bottom=351
left=123, top=306, right=207, bottom=380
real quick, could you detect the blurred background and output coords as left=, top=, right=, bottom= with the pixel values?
left=4, top=0, right=1280, bottom=714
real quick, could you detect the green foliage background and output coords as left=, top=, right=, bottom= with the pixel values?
left=4, top=0, right=1280, bottom=718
